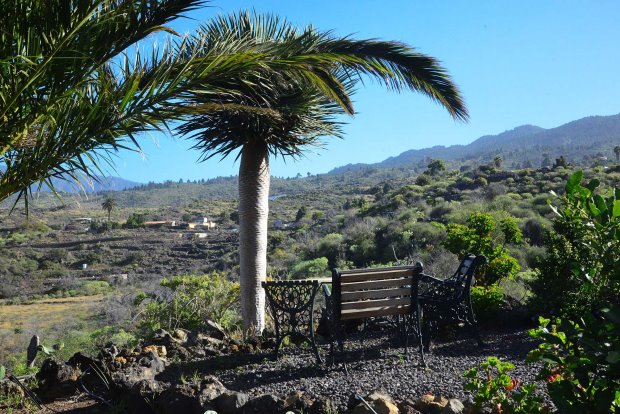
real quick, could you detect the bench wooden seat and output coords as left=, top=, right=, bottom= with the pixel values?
left=324, top=263, right=425, bottom=364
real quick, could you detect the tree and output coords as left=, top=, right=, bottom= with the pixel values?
left=0, top=0, right=210, bottom=205
left=101, top=196, right=117, bottom=222
left=553, top=155, right=569, bottom=168
left=443, top=212, right=521, bottom=285
left=614, top=145, right=620, bottom=162
left=426, top=159, right=447, bottom=176
left=532, top=171, right=620, bottom=317
left=295, top=206, right=308, bottom=222
left=177, top=12, right=468, bottom=332
left=493, top=155, right=503, bottom=169
left=1, top=1, right=361, bottom=207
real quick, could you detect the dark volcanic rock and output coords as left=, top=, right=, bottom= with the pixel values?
left=205, top=319, right=227, bottom=340
left=156, top=384, right=203, bottom=414
left=215, top=390, right=250, bottom=414
left=242, top=394, right=285, bottom=414
left=111, top=350, right=165, bottom=390
left=36, top=359, right=82, bottom=401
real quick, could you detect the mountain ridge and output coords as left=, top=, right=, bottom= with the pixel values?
left=330, top=112, right=620, bottom=173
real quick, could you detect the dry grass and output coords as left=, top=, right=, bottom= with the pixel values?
left=0, top=295, right=104, bottom=369
left=0, top=295, right=103, bottom=331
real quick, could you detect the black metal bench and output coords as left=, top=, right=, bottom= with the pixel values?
left=324, top=263, right=425, bottom=364
left=417, top=253, right=487, bottom=352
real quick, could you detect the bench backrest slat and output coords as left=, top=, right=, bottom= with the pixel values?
left=341, top=296, right=411, bottom=311
left=341, top=305, right=412, bottom=320
left=340, top=276, right=415, bottom=292
left=332, top=263, right=422, bottom=321
left=340, top=287, right=411, bottom=302
left=339, top=268, right=414, bottom=282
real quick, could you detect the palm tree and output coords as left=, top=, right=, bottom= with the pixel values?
left=0, top=0, right=212, bottom=206
left=614, top=146, right=620, bottom=162
left=101, top=196, right=117, bottom=221
left=493, top=155, right=503, bottom=169
left=177, top=12, right=468, bottom=332
left=1, top=1, right=354, bottom=208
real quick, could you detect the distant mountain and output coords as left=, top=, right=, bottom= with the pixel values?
left=42, top=175, right=141, bottom=193
left=331, top=113, right=620, bottom=173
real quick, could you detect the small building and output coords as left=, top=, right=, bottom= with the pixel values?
left=65, top=217, right=92, bottom=232
left=188, top=217, right=217, bottom=229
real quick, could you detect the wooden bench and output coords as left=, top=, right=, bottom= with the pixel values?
left=324, top=263, right=426, bottom=364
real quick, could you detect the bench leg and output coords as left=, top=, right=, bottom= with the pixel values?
left=416, top=304, right=427, bottom=367
left=465, top=297, right=485, bottom=347
left=273, top=333, right=284, bottom=361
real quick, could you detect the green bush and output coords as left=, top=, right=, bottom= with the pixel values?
left=123, top=213, right=146, bottom=229
left=464, top=357, right=547, bottom=413
left=291, top=257, right=329, bottom=279
left=135, top=272, right=240, bottom=337
left=527, top=305, right=620, bottom=413
left=532, top=171, right=620, bottom=317
left=316, top=234, right=345, bottom=269
left=471, top=285, right=504, bottom=323
left=76, top=281, right=111, bottom=296
left=90, top=220, right=121, bottom=233
left=415, top=174, right=431, bottom=186
left=443, top=212, right=521, bottom=284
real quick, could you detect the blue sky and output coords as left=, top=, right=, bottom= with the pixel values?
left=113, top=1, right=620, bottom=183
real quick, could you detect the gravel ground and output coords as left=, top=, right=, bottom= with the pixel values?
left=165, top=326, right=545, bottom=412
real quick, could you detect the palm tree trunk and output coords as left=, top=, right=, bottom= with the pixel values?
left=238, top=142, right=270, bottom=334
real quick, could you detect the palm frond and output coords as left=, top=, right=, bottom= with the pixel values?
left=177, top=10, right=467, bottom=163
left=0, top=0, right=208, bottom=204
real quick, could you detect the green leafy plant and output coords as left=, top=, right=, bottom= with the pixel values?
left=290, top=257, right=329, bottom=279
left=464, top=356, right=548, bottom=413
left=470, top=285, right=505, bottom=323
left=135, top=272, right=240, bottom=336
left=443, top=212, right=521, bottom=284
left=527, top=305, right=620, bottom=413
left=533, top=170, right=620, bottom=316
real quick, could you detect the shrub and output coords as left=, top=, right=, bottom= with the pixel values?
left=471, top=285, right=504, bottom=323
left=443, top=212, right=521, bottom=284
left=77, top=281, right=111, bottom=296
left=464, top=357, right=547, bottom=413
left=532, top=171, right=620, bottom=317
left=291, top=257, right=329, bottom=279
left=316, top=234, right=345, bottom=269
left=415, top=174, right=431, bottom=186
left=409, top=222, right=446, bottom=251
left=135, top=272, right=240, bottom=336
left=499, top=217, right=523, bottom=244
left=429, top=203, right=453, bottom=222
left=90, top=220, right=120, bottom=233
left=123, top=213, right=146, bottom=229
left=521, top=217, right=548, bottom=246
left=527, top=305, right=620, bottom=413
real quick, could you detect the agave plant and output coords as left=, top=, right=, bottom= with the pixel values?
left=177, top=11, right=469, bottom=332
